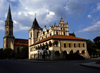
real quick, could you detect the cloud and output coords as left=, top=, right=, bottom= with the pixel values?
left=88, top=15, right=92, bottom=18
left=9, top=0, right=16, bottom=2
left=78, top=21, right=100, bottom=33
left=97, top=3, right=100, bottom=11
left=0, top=0, right=99, bottom=32
left=0, top=20, right=4, bottom=30
left=13, top=20, right=30, bottom=32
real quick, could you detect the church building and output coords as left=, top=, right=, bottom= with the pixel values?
left=3, top=5, right=28, bottom=53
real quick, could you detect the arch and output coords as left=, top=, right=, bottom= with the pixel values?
left=54, top=41, right=58, bottom=47
left=49, top=41, right=52, bottom=47
left=70, top=50, right=73, bottom=54
left=76, top=50, right=79, bottom=54
left=82, top=50, right=85, bottom=54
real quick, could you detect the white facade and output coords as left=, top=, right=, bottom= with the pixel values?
left=28, top=18, right=90, bottom=59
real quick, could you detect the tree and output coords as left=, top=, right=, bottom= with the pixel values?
left=93, top=36, right=100, bottom=49
left=55, top=51, right=60, bottom=59
left=0, top=48, right=3, bottom=59
left=20, top=46, right=28, bottom=59
left=3, top=48, right=15, bottom=59
left=86, top=39, right=97, bottom=55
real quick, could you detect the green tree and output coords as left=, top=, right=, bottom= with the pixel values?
left=3, top=48, right=15, bottom=59
left=86, top=39, right=97, bottom=55
left=20, top=46, right=28, bottom=59
left=93, top=36, right=100, bottom=49
left=0, top=48, right=3, bottom=59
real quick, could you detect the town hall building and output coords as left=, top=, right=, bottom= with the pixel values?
left=28, top=17, right=90, bottom=59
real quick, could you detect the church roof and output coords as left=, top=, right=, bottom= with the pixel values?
left=6, top=5, right=12, bottom=21
left=32, top=18, right=41, bottom=29
left=31, top=35, right=86, bottom=46
left=15, top=38, right=28, bottom=46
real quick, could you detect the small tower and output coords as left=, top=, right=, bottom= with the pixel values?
left=59, top=18, right=69, bottom=36
left=3, top=5, right=15, bottom=50
left=28, top=17, right=42, bottom=59
left=29, top=17, right=42, bottom=45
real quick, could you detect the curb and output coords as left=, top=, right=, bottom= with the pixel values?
left=80, top=63, right=100, bottom=69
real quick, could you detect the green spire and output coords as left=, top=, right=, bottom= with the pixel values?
left=6, top=4, right=12, bottom=21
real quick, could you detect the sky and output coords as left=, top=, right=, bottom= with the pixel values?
left=0, top=0, right=100, bottom=48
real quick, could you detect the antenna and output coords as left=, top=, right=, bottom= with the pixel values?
left=61, top=14, right=62, bottom=18
left=35, top=13, right=36, bottom=18
left=73, top=30, right=74, bottom=33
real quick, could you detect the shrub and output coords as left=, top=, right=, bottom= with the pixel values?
left=66, top=52, right=85, bottom=60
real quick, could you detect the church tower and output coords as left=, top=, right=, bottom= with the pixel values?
left=3, top=5, right=15, bottom=50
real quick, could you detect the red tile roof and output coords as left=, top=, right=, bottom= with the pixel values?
left=15, top=38, right=28, bottom=46
left=31, top=35, right=86, bottom=46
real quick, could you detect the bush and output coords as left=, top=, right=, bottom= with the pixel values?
left=3, top=48, right=15, bottom=59
left=66, top=53, right=85, bottom=60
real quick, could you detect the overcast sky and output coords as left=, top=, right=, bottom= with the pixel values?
left=0, top=0, right=100, bottom=48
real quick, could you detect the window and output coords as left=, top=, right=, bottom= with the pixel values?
left=74, top=43, right=76, bottom=47
left=37, top=33, right=38, bottom=37
left=54, top=41, right=58, bottom=47
left=61, top=28, right=62, bottom=30
left=10, top=31, right=11, bottom=34
left=56, top=32, right=58, bottom=35
left=83, top=43, right=85, bottom=47
left=78, top=43, right=80, bottom=47
left=69, top=43, right=71, bottom=48
left=7, top=31, right=8, bottom=34
left=64, top=32, right=65, bottom=35
left=50, top=33, right=51, bottom=36
left=64, top=43, right=66, bottom=48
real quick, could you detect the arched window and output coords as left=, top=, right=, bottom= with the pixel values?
left=82, top=50, right=85, bottom=54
